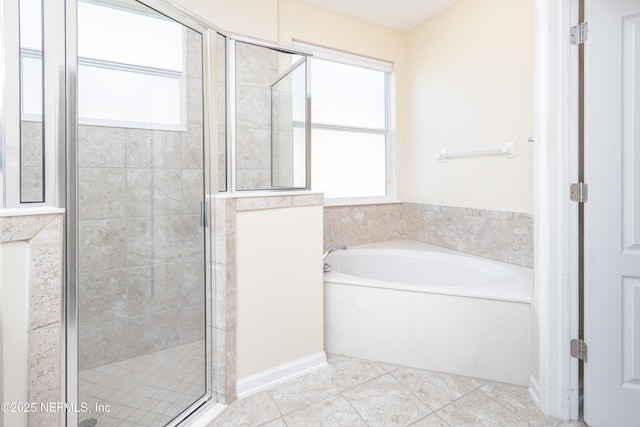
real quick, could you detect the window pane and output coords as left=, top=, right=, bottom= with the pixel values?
left=312, top=129, right=386, bottom=198
left=311, top=58, right=386, bottom=129
left=19, top=0, right=41, bottom=50
left=21, top=56, right=43, bottom=117
left=78, top=65, right=182, bottom=127
left=78, top=1, right=183, bottom=71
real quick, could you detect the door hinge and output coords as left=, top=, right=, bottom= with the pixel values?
left=570, top=339, right=588, bottom=362
left=570, top=182, right=588, bottom=203
left=570, top=21, right=588, bottom=45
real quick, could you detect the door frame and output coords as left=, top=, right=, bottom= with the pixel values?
left=534, top=0, right=582, bottom=420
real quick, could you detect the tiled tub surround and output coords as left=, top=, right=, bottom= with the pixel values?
left=324, top=202, right=533, bottom=268
left=0, top=211, right=64, bottom=427
left=213, top=192, right=325, bottom=404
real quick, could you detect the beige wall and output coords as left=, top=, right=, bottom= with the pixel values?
left=235, top=205, right=324, bottom=379
left=1, top=241, right=29, bottom=427
left=175, top=0, right=533, bottom=213
left=173, top=0, right=278, bottom=41
left=405, top=0, right=534, bottom=213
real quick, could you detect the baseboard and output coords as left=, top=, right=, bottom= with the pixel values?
left=236, top=352, right=327, bottom=399
left=529, top=374, right=540, bottom=405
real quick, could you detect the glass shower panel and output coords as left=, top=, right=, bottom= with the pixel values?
left=234, top=41, right=307, bottom=191
left=271, top=58, right=306, bottom=188
left=19, top=0, right=45, bottom=202
left=76, top=1, right=207, bottom=426
left=217, top=33, right=227, bottom=191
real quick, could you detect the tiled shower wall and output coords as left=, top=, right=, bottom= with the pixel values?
left=77, top=123, right=206, bottom=370
left=20, top=121, right=44, bottom=201
left=235, top=42, right=278, bottom=190
left=324, top=203, right=534, bottom=268
left=77, top=32, right=206, bottom=370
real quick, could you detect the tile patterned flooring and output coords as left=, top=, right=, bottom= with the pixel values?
left=210, top=354, right=588, bottom=427
left=78, top=340, right=205, bottom=427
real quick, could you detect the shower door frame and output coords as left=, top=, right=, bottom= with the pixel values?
left=64, top=1, right=221, bottom=426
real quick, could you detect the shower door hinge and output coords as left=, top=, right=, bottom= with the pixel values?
left=570, top=339, right=588, bottom=362
left=570, top=182, right=588, bottom=203
left=570, top=21, right=588, bottom=45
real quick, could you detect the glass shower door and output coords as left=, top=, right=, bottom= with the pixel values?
left=74, top=1, right=209, bottom=425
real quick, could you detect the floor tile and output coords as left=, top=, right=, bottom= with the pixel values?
left=283, top=395, right=367, bottom=427
left=269, top=368, right=340, bottom=415
left=480, top=382, right=559, bottom=427
left=326, top=354, right=388, bottom=390
left=257, top=418, right=287, bottom=427
left=343, top=374, right=432, bottom=427
left=392, top=367, right=481, bottom=411
left=412, top=413, right=452, bottom=426
left=78, top=340, right=205, bottom=427
left=206, top=391, right=280, bottom=427
left=437, top=389, right=529, bottom=427
left=213, top=357, right=587, bottom=427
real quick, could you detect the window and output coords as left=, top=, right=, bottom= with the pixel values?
left=294, top=43, right=393, bottom=201
left=76, top=1, right=187, bottom=130
left=20, top=0, right=43, bottom=120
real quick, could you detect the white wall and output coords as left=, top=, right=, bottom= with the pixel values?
left=175, top=0, right=536, bottom=213
left=235, top=206, right=324, bottom=380
left=405, top=0, right=534, bottom=213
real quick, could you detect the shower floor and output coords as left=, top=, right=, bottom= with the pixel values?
left=78, top=340, right=205, bottom=427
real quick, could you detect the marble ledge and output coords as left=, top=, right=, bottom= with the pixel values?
left=212, top=191, right=324, bottom=212
left=0, top=207, right=65, bottom=217
left=1, top=210, right=64, bottom=243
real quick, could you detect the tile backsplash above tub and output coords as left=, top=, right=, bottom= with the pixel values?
left=324, top=203, right=533, bottom=269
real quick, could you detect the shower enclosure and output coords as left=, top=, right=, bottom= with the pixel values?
left=69, top=1, right=215, bottom=426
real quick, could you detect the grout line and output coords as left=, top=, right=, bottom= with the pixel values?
left=477, top=385, right=542, bottom=426
left=340, top=392, right=371, bottom=427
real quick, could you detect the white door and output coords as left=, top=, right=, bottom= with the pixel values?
left=584, top=0, right=640, bottom=426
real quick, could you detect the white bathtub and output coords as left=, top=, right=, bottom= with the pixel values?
left=323, top=240, right=533, bottom=385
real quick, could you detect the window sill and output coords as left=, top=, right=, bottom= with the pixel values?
left=323, top=196, right=402, bottom=207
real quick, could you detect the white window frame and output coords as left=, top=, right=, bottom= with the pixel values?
left=293, top=42, right=396, bottom=205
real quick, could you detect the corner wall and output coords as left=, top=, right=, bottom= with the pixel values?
left=236, top=202, right=324, bottom=380
left=405, top=0, right=534, bottom=212
left=0, top=212, right=64, bottom=427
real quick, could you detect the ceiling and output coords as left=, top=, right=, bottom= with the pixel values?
left=298, top=0, right=460, bottom=32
